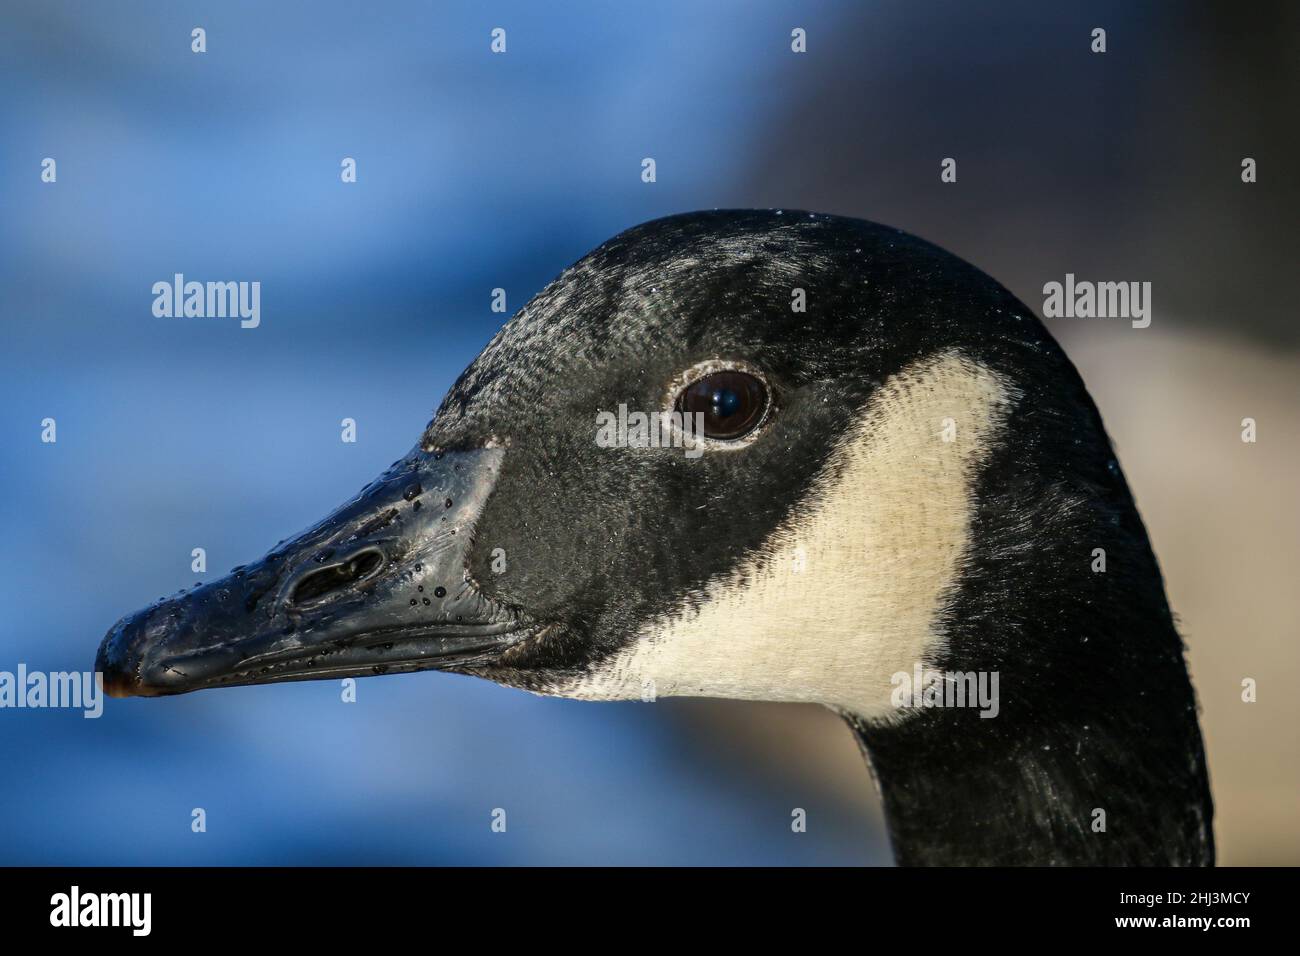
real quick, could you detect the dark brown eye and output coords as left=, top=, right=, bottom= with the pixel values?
left=674, top=369, right=769, bottom=441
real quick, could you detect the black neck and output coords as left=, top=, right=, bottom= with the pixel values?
left=838, top=495, right=1217, bottom=867
left=839, top=497, right=1215, bottom=866
left=844, top=679, right=1214, bottom=865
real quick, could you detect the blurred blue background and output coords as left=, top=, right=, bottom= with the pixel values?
left=1, top=1, right=1295, bottom=864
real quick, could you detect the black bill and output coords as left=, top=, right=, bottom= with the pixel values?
left=95, top=447, right=530, bottom=697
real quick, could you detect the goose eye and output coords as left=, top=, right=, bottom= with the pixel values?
left=674, top=369, right=769, bottom=441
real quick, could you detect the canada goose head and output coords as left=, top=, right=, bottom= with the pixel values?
left=96, top=210, right=1214, bottom=866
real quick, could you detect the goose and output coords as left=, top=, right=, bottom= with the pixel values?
left=96, top=210, right=1214, bottom=866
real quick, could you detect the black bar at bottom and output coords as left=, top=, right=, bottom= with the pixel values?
left=0, top=865, right=1284, bottom=940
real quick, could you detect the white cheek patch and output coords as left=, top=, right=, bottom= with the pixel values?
left=550, top=351, right=1017, bottom=720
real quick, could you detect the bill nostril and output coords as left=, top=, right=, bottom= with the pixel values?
left=289, top=548, right=384, bottom=607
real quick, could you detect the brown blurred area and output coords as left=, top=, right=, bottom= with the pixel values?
left=663, top=0, right=1298, bottom=865
left=1077, top=328, right=1300, bottom=865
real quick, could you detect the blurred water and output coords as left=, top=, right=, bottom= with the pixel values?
left=0, top=1, right=881, bottom=863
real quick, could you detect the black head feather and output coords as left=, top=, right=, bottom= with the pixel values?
left=424, top=209, right=1213, bottom=864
